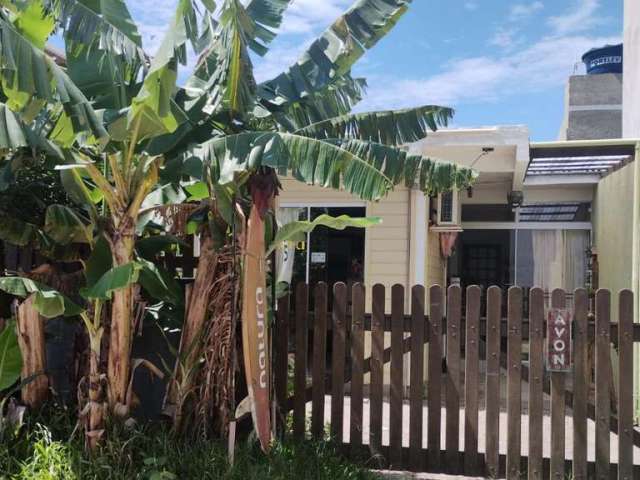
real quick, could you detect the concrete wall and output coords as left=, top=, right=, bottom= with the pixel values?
left=624, top=0, right=640, bottom=418
left=624, top=0, right=640, bottom=138
left=592, top=162, right=635, bottom=318
left=559, top=74, right=623, bottom=140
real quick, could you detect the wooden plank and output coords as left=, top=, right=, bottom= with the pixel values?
left=350, top=283, right=365, bottom=450
left=617, top=289, right=633, bottom=480
left=331, top=283, right=347, bottom=442
left=293, top=283, right=309, bottom=440
left=274, top=293, right=290, bottom=437
left=485, top=286, right=502, bottom=479
left=506, top=287, right=523, bottom=480
left=311, top=282, right=328, bottom=439
left=410, top=285, right=426, bottom=471
left=427, top=285, right=443, bottom=471
left=445, top=285, right=462, bottom=473
left=573, top=288, right=589, bottom=480
left=550, top=289, right=567, bottom=480
left=528, top=288, right=544, bottom=480
left=595, top=289, right=611, bottom=480
left=464, top=285, right=481, bottom=476
left=389, top=284, right=405, bottom=469
left=370, top=284, right=385, bottom=461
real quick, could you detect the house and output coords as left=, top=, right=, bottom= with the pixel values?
left=277, top=124, right=616, bottom=309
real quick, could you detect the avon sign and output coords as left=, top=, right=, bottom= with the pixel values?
left=547, top=309, right=572, bottom=371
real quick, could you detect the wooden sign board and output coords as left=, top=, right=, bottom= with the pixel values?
left=547, top=308, right=572, bottom=372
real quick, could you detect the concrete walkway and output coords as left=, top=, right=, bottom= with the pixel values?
left=306, top=396, right=640, bottom=464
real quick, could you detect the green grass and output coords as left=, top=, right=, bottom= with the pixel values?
left=0, top=406, right=377, bottom=480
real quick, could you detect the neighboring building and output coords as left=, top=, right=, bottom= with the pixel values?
left=558, top=72, right=622, bottom=140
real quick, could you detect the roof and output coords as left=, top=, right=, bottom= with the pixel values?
left=526, top=139, right=638, bottom=184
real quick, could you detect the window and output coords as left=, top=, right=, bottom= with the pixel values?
left=276, top=205, right=366, bottom=289
left=437, top=190, right=460, bottom=226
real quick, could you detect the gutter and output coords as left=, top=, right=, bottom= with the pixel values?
left=531, top=138, right=640, bottom=148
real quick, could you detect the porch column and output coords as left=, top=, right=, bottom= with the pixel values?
left=409, top=189, right=427, bottom=286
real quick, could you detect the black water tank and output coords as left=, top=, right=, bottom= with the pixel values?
left=582, top=44, right=623, bottom=74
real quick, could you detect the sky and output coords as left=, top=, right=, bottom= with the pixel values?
left=127, top=0, right=624, bottom=141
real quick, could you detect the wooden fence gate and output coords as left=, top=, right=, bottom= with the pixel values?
left=273, top=283, right=640, bottom=479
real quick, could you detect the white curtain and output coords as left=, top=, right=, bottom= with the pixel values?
left=275, top=207, right=303, bottom=285
left=532, top=230, right=589, bottom=292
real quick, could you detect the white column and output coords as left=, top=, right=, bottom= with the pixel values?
left=409, top=189, right=427, bottom=286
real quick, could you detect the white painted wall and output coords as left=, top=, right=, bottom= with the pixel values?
left=624, top=0, right=640, bottom=137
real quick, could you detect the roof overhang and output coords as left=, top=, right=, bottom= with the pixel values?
left=526, top=139, right=640, bottom=185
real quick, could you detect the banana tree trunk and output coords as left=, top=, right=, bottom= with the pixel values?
left=16, top=296, right=48, bottom=408
left=107, top=225, right=135, bottom=415
left=166, top=233, right=218, bottom=430
left=86, top=322, right=104, bottom=450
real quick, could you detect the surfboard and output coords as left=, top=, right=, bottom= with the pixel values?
left=241, top=204, right=271, bottom=452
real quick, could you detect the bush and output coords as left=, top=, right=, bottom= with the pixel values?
left=0, top=407, right=377, bottom=480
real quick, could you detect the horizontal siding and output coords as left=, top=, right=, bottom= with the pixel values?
left=278, top=177, right=359, bottom=203
left=278, top=177, right=411, bottom=312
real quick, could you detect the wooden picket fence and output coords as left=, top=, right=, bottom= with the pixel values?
left=273, top=283, right=640, bottom=479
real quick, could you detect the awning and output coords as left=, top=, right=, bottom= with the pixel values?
left=526, top=139, right=638, bottom=184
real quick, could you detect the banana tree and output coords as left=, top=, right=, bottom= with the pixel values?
left=0, top=0, right=475, bottom=441
left=149, top=0, right=477, bottom=439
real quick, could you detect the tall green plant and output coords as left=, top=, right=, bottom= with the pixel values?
left=0, top=0, right=476, bottom=441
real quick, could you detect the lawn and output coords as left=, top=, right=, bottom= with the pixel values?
left=0, top=407, right=377, bottom=480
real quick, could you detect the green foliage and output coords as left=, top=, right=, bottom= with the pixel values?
left=186, top=132, right=398, bottom=201
left=80, top=262, right=141, bottom=300
left=0, top=322, right=21, bottom=391
left=50, top=0, right=145, bottom=65
left=43, top=205, right=92, bottom=245
left=0, top=278, right=82, bottom=318
left=0, top=413, right=376, bottom=480
left=296, top=105, right=454, bottom=146
left=15, top=425, right=76, bottom=480
left=267, top=214, right=381, bottom=255
left=258, top=0, right=411, bottom=110
left=0, top=9, right=107, bottom=143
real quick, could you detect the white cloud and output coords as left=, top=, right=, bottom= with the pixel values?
left=489, top=28, right=518, bottom=49
left=464, top=1, right=479, bottom=11
left=357, top=33, right=620, bottom=112
left=278, top=0, right=351, bottom=35
left=547, top=0, right=601, bottom=35
left=509, top=1, right=544, bottom=22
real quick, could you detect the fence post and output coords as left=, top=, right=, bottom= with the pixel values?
left=485, top=286, right=502, bottom=479
left=410, top=285, right=426, bottom=472
left=330, top=283, right=347, bottom=443
left=349, top=283, right=365, bottom=452
left=464, top=285, right=481, bottom=475
left=293, top=283, right=308, bottom=440
left=445, top=285, right=462, bottom=473
left=527, top=288, right=544, bottom=480
left=311, top=283, right=328, bottom=439
left=427, top=285, right=442, bottom=472
left=274, top=292, right=290, bottom=437
left=595, top=289, right=611, bottom=480
left=370, top=284, right=385, bottom=464
left=573, top=288, right=589, bottom=480
left=549, top=289, right=567, bottom=480
left=618, top=290, right=634, bottom=480
left=389, top=284, right=405, bottom=469
left=506, top=287, right=523, bottom=479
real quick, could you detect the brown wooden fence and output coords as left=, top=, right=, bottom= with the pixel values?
left=274, top=283, right=640, bottom=479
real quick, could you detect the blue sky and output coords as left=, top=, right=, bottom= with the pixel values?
left=129, top=0, right=623, bottom=141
